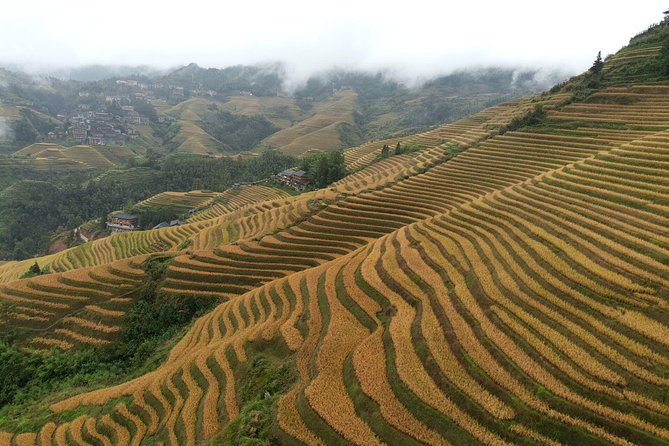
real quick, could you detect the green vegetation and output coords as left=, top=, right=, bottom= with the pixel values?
left=132, top=205, right=182, bottom=229
left=212, top=350, right=296, bottom=446
left=591, top=51, right=604, bottom=75
left=200, top=108, right=278, bottom=151
left=377, top=141, right=421, bottom=162
left=300, top=151, right=347, bottom=188
left=498, top=104, right=546, bottom=134
left=121, top=257, right=220, bottom=350
left=661, top=33, right=669, bottom=76
left=150, top=119, right=182, bottom=150
left=164, top=63, right=284, bottom=97
left=18, top=262, right=44, bottom=279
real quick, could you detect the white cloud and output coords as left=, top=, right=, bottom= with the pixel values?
left=0, top=0, right=666, bottom=79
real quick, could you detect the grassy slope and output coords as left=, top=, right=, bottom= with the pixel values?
left=164, top=98, right=226, bottom=154
left=259, top=89, right=359, bottom=155
left=218, top=95, right=302, bottom=129
left=13, top=143, right=136, bottom=169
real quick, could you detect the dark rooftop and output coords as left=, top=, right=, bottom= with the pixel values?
left=279, top=168, right=307, bottom=177
left=111, top=213, right=137, bottom=220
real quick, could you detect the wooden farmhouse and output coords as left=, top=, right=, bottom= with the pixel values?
left=106, top=213, right=138, bottom=233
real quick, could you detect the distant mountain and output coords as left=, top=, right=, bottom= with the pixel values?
left=0, top=61, right=569, bottom=158
left=163, top=62, right=286, bottom=96
left=157, top=65, right=569, bottom=155
left=37, top=64, right=167, bottom=82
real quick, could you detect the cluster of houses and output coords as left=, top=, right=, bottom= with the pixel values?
left=54, top=106, right=146, bottom=146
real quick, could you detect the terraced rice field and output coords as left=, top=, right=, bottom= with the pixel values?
left=163, top=120, right=636, bottom=302
left=187, top=185, right=291, bottom=222
left=13, top=142, right=69, bottom=157
left=550, top=86, right=669, bottom=129
left=259, top=90, right=359, bottom=156
left=602, top=26, right=669, bottom=85
left=136, top=190, right=219, bottom=213
left=343, top=93, right=571, bottom=172
left=44, top=220, right=213, bottom=273
left=0, top=256, right=147, bottom=350
left=13, top=143, right=132, bottom=168
left=164, top=99, right=225, bottom=154
left=9, top=121, right=667, bottom=442
left=1, top=58, right=669, bottom=444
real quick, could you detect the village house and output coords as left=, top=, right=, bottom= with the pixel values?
left=125, top=111, right=142, bottom=125
left=152, top=219, right=185, bottom=230
left=106, top=213, right=138, bottom=233
left=94, top=112, right=112, bottom=122
left=126, top=126, right=139, bottom=138
left=87, top=122, right=126, bottom=145
left=276, top=169, right=310, bottom=191
left=68, top=123, right=88, bottom=143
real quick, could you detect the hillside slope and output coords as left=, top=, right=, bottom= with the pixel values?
left=258, top=89, right=360, bottom=155
left=1, top=24, right=669, bottom=446
left=13, top=143, right=136, bottom=168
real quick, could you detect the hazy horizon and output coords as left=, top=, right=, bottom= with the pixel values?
left=2, top=0, right=667, bottom=85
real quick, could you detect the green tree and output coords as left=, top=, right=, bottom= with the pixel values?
left=123, top=199, right=136, bottom=213
left=12, top=118, right=38, bottom=145
left=591, top=51, right=604, bottom=74
left=660, top=34, right=669, bottom=76
left=19, top=261, right=42, bottom=279
left=28, top=261, right=41, bottom=275
left=395, top=141, right=402, bottom=155
left=300, top=151, right=347, bottom=188
left=0, top=342, right=37, bottom=406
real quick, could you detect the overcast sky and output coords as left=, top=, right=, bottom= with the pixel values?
left=1, top=0, right=667, bottom=81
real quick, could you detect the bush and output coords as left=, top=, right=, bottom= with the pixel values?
left=19, top=262, right=42, bottom=279
left=498, top=105, right=546, bottom=134
left=212, top=355, right=295, bottom=446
